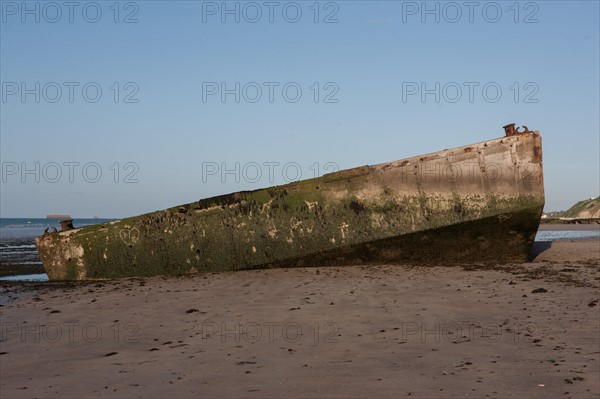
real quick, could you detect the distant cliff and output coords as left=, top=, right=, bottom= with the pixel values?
left=46, top=215, right=72, bottom=219
left=560, top=197, right=600, bottom=219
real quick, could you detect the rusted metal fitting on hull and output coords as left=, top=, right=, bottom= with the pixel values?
left=43, top=227, right=58, bottom=235
left=503, top=123, right=517, bottom=136
left=59, top=219, right=74, bottom=231
left=503, top=123, right=531, bottom=137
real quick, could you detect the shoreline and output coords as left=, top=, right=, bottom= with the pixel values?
left=538, top=223, right=600, bottom=230
left=0, top=263, right=45, bottom=278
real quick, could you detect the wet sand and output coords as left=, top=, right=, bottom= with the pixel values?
left=538, top=223, right=600, bottom=230
left=1, top=239, right=598, bottom=398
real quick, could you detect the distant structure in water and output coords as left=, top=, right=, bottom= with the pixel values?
left=46, top=215, right=71, bottom=219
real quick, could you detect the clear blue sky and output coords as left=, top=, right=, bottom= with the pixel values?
left=1, top=0, right=598, bottom=217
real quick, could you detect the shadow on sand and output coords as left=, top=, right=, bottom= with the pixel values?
left=529, top=241, right=552, bottom=261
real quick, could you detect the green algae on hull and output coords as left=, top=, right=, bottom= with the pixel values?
left=36, top=130, right=545, bottom=280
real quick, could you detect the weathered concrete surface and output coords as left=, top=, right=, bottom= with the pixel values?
left=36, top=131, right=544, bottom=280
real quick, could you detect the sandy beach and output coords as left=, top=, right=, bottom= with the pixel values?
left=1, top=239, right=598, bottom=398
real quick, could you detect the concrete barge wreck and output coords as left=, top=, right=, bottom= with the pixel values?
left=36, top=124, right=544, bottom=280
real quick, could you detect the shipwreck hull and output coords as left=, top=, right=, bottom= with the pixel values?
left=36, top=130, right=544, bottom=280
